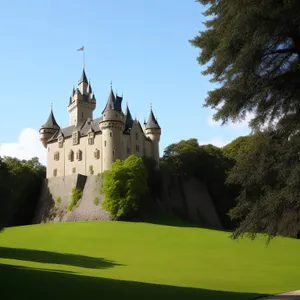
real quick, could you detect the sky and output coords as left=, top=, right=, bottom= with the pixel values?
left=0, top=0, right=251, bottom=165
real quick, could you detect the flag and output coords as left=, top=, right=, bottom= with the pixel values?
left=77, top=46, right=84, bottom=51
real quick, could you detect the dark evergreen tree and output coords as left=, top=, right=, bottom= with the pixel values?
left=190, top=0, right=300, bottom=239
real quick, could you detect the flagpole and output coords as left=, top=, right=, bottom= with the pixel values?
left=83, top=49, right=85, bottom=69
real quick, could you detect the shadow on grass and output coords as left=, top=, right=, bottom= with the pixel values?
left=0, top=247, right=123, bottom=269
left=142, top=212, right=235, bottom=235
left=0, top=263, right=263, bottom=300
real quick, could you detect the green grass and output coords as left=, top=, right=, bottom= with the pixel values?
left=0, top=220, right=299, bottom=300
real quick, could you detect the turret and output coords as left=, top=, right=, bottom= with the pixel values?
left=39, top=108, right=60, bottom=148
left=144, top=106, right=161, bottom=165
left=99, top=88, right=125, bottom=171
left=68, top=68, right=96, bottom=127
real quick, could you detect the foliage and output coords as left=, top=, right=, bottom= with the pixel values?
left=89, top=165, right=94, bottom=175
left=56, top=197, right=62, bottom=205
left=1, top=222, right=300, bottom=299
left=190, top=0, right=300, bottom=133
left=222, top=135, right=257, bottom=161
left=190, top=0, right=300, bottom=239
left=227, top=130, right=300, bottom=240
left=93, top=197, right=99, bottom=206
left=162, top=139, right=237, bottom=228
left=142, top=156, right=162, bottom=201
left=67, top=187, right=83, bottom=211
left=101, top=155, right=148, bottom=220
left=0, top=156, right=46, bottom=229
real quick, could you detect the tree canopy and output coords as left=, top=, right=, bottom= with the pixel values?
left=0, top=156, right=46, bottom=230
left=191, top=0, right=300, bottom=134
left=191, top=0, right=300, bottom=239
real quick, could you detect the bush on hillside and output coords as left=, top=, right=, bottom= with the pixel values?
left=68, top=187, right=83, bottom=211
left=101, top=155, right=148, bottom=220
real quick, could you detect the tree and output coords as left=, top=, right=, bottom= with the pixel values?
left=162, top=139, right=237, bottom=228
left=190, top=0, right=300, bottom=133
left=0, top=156, right=46, bottom=228
left=101, top=155, right=148, bottom=220
left=227, top=130, right=300, bottom=240
left=190, top=0, right=300, bottom=239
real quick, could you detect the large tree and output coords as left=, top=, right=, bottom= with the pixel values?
left=190, top=0, right=300, bottom=239
left=191, top=0, right=300, bottom=133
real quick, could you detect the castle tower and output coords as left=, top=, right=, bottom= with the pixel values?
left=99, top=88, right=125, bottom=171
left=144, top=106, right=161, bottom=165
left=68, top=68, right=96, bottom=127
left=39, top=108, right=60, bottom=148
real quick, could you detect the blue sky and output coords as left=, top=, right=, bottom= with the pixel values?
left=0, top=0, right=250, bottom=164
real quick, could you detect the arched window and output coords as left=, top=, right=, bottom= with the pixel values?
left=76, top=150, right=82, bottom=161
left=94, top=149, right=100, bottom=160
left=68, top=150, right=74, bottom=162
left=54, top=151, right=60, bottom=161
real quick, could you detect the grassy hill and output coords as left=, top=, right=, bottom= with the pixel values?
left=0, top=219, right=299, bottom=300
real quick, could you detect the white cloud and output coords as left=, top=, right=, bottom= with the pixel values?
left=0, top=128, right=46, bottom=165
left=199, top=137, right=231, bottom=148
left=207, top=111, right=255, bottom=131
left=229, top=112, right=255, bottom=130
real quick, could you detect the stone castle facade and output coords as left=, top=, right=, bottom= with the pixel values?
left=39, top=68, right=161, bottom=178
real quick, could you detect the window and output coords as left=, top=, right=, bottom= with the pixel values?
left=127, top=147, right=130, bottom=154
left=88, top=131, right=94, bottom=145
left=72, top=132, right=79, bottom=145
left=68, top=150, right=74, bottom=162
left=58, top=140, right=63, bottom=148
left=113, top=150, right=115, bottom=156
left=76, top=150, right=82, bottom=161
left=54, top=151, right=59, bottom=161
left=82, top=112, right=83, bottom=118
left=53, top=169, right=57, bottom=177
left=94, top=149, right=100, bottom=159
left=136, top=145, right=140, bottom=152
left=72, top=167, right=76, bottom=174
left=136, top=133, right=138, bottom=140
left=110, top=132, right=112, bottom=137
left=105, top=141, right=107, bottom=147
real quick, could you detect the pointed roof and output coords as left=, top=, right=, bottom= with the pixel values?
left=145, top=107, right=160, bottom=129
left=88, top=80, right=92, bottom=93
left=102, top=88, right=116, bottom=114
left=78, top=68, right=88, bottom=84
left=41, top=108, right=60, bottom=129
left=125, top=104, right=133, bottom=130
left=114, top=95, right=123, bottom=113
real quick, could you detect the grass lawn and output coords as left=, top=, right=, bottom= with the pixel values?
left=0, top=219, right=299, bottom=300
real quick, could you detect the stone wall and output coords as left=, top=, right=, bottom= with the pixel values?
left=33, top=174, right=111, bottom=224
left=161, top=174, right=223, bottom=229
left=34, top=172, right=223, bottom=229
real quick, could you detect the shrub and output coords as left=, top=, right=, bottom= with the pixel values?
left=56, top=197, right=62, bottom=204
left=67, top=187, right=83, bottom=211
left=89, top=165, right=94, bottom=175
left=94, top=197, right=100, bottom=206
left=101, top=155, right=148, bottom=219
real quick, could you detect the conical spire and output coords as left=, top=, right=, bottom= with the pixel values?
left=78, top=68, right=88, bottom=84
left=88, top=80, right=92, bottom=93
left=145, top=106, right=160, bottom=129
left=102, top=88, right=116, bottom=114
left=125, top=103, right=133, bottom=130
left=41, top=108, right=60, bottom=129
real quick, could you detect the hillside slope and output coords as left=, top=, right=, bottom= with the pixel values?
left=0, top=221, right=299, bottom=299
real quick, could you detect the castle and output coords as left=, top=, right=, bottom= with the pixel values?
left=39, top=68, right=161, bottom=178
